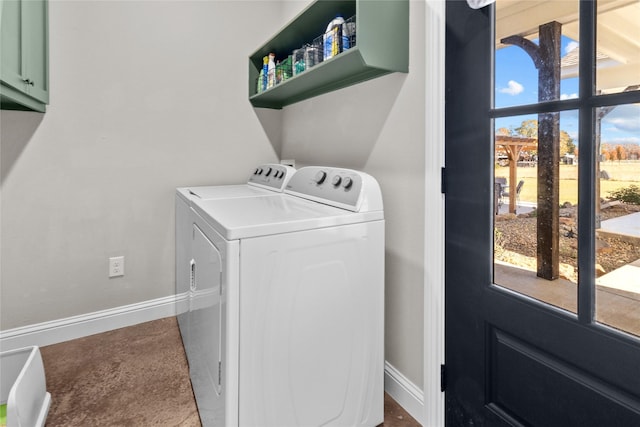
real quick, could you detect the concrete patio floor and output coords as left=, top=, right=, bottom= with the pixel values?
left=495, top=262, right=640, bottom=337
left=599, top=211, right=640, bottom=241
left=494, top=208, right=639, bottom=337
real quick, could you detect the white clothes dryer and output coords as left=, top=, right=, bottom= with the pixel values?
left=179, top=166, right=385, bottom=427
left=175, top=163, right=295, bottom=339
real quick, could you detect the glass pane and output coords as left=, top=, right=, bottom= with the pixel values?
left=596, top=1, right=640, bottom=95
left=495, top=0, right=579, bottom=109
left=595, top=103, right=640, bottom=337
left=494, top=111, right=579, bottom=314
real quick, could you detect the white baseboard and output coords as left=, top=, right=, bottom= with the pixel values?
left=385, top=361, right=425, bottom=425
left=0, top=294, right=185, bottom=351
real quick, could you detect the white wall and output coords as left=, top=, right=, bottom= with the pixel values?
left=0, top=1, right=282, bottom=329
left=277, top=0, right=426, bottom=390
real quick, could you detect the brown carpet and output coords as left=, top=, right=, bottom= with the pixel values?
left=40, top=317, right=421, bottom=427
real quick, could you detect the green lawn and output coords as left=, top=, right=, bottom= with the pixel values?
left=496, top=161, right=640, bottom=205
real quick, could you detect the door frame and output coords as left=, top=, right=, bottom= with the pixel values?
left=423, top=1, right=446, bottom=426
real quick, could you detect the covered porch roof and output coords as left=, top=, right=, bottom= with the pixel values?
left=496, top=0, right=640, bottom=93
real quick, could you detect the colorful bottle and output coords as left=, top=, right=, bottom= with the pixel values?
left=323, top=16, right=345, bottom=60
left=257, top=69, right=264, bottom=93
left=267, top=53, right=276, bottom=89
left=262, top=56, right=269, bottom=91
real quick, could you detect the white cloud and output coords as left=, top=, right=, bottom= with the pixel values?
left=499, top=80, right=524, bottom=96
left=602, top=105, right=640, bottom=132
left=606, top=117, right=640, bottom=132
left=560, top=93, right=578, bottom=100
left=565, top=41, right=579, bottom=54
left=602, top=136, right=640, bottom=145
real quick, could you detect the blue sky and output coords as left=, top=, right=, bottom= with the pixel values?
left=494, top=35, right=640, bottom=148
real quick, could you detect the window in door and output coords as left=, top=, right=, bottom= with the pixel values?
left=492, top=0, right=640, bottom=338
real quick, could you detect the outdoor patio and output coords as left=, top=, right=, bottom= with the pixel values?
left=495, top=210, right=640, bottom=338
left=495, top=261, right=640, bottom=337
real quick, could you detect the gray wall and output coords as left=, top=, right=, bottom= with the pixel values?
left=1, top=1, right=282, bottom=328
left=278, top=0, right=425, bottom=389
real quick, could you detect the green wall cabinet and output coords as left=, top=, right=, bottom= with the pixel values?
left=1, top=0, right=49, bottom=112
left=249, top=0, right=408, bottom=109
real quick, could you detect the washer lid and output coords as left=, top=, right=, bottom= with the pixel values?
left=177, top=184, right=272, bottom=205
left=191, top=194, right=383, bottom=240
left=176, top=163, right=296, bottom=204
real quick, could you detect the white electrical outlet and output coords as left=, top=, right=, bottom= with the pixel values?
left=109, top=256, right=125, bottom=278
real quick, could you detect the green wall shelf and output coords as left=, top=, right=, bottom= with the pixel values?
left=249, top=0, right=408, bottom=109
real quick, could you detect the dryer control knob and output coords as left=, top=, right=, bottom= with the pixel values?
left=314, top=171, right=327, bottom=184
left=331, top=175, right=342, bottom=186
left=342, top=177, right=353, bottom=189
left=265, top=167, right=273, bottom=177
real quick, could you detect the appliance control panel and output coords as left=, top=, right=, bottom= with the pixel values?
left=285, top=166, right=383, bottom=212
left=248, top=164, right=296, bottom=191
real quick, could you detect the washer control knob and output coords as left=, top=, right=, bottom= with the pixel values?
left=331, top=175, right=342, bottom=186
left=254, top=168, right=260, bottom=175
left=314, top=170, right=327, bottom=184
left=265, top=167, right=273, bottom=177
left=342, top=177, right=353, bottom=189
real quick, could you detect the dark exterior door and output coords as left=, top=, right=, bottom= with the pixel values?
left=445, top=1, right=640, bottom=425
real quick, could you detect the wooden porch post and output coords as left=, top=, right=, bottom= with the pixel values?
left=502, top=21, right=561, bottom=280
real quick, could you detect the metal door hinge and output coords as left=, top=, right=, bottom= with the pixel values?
left=440, top=364, right=447, bottom=392
left=441, top=167, right=446, bottom=194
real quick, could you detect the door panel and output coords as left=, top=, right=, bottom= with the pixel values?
left=190, top=223, right=224, bottom=425
left=445, top=1, right=640, bottom=425
left=0, top=0, right=26, bottom=90
left=22, top=0, right=48, bottom=102
left=238, top=222, right=384, bottom=427
left=488, top=327, right=640, bottom=426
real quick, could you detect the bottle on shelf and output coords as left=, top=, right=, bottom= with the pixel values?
left=257, top=68, right=264, bottom=93
left=293, top=48, right=305, bottom=76
left=305, top=44, right=321, bottom=69
left=323, top=15, right=345, bottom=60
left=262, top=56, right=269, bottom=91
left=267, top=53, right=276, bottom=89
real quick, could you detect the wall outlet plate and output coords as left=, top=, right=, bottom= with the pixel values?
left=109, top=256, right=125, bottom=278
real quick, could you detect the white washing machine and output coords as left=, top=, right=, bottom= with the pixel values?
left=176, top=163, right=296, bottom=208
left=179, top=166, right=385, bottom=427
left=175, top=163, right=295, bottom=339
